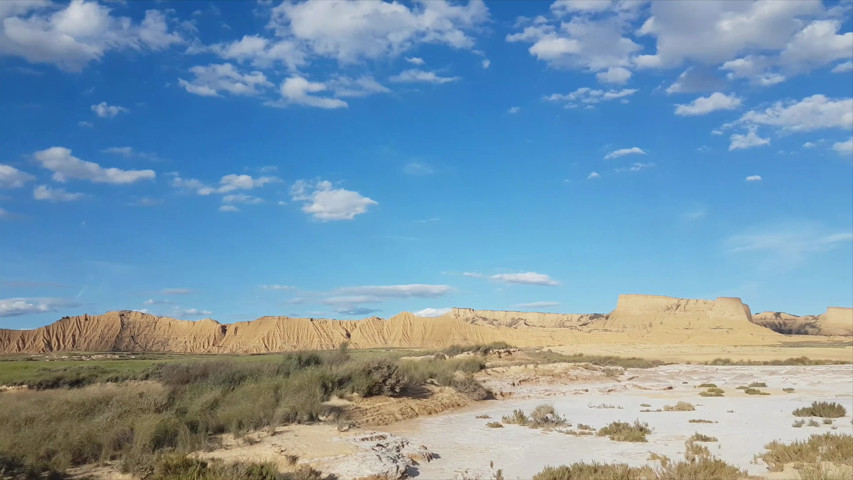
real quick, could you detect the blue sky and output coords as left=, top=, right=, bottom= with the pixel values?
left=1, top=0, right=852, bottom=329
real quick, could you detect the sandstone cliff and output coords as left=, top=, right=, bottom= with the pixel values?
left=0, top=294, right=803, bottom=354
left=752, top=307, right=852, bottom=336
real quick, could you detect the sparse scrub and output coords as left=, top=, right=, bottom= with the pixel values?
left=689, top=419, right=715, bottom=424
left=151, top=454, right=327, bottom=480
left=527, top=351, right=663, bottom=369
left=532, top=458, right=744, bottom=480
left=744, top=387, right=769, bottom=395
left=823, top=418, right=833, bottom=425
left=707, top=357, right=846, bottom=366
left=793, top=401, right=847, bottom=418
left=793, top=419, right=806, bottom=428
left=699, top=387, right=724, bottom=397
left=663, top=401, right=695, bottom=412
left=597, top=420, right=651, bottom=442
left=807, top=419, right=820, bottom=427
left=683, top=439, right=710, bottom=462
left=502, top=409, right=529, bottom=426
left=697, top=383, right=717, bottom=388
left=689, top=433, right=718, bottom=442
left=486, top=422, right=504, bottom=428
left=783, top=387, right=795, bottom=393
left=760, top=433, right=853, bottom=472
left=748, top=382, right=767, bottom=388
left=442, top=342, right=513, bottom=357
left=502, top=405, right=565, bottom=428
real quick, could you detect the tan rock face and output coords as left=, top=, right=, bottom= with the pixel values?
left=1, top=294, right=836, bottom=354
left=752, top=307, right=852, bottom=336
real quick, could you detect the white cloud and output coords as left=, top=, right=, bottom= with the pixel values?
left=544, top=87, right=637, bottom=108
left=414, top=307, right=452, bottom=317
left=34, top=147, right=155, bottom=184
left=604, top=147, right=645, bottom=160
left=405, top=56, right=425, bottom=65
left=209, top=35, right=305, bottom=70
left=222, top=193, right=263, bottom=205
left=179, top=63, right=272, bottom=97
left=720, top=55, right=785, bottom=86
left=779, top=20, right=853, bottom=73
left=832, top=61, right=853, bottom=73
left=326, top=75, right=390, bottom=98
left=261, top=284, right=294, bottom=290
left=746, top=175, right=763, bottom=182
left=278, top=76, right=347, bottom=109
left=832, top=137, right=853, bottom=156
left=0, top=164, right=34, bottom=188
left=290, top=179, right=377, bottom=221
left=507, top=4, right=642, bottom=81
left=665, top=67, right=726, bottom=94
left=33, top=184, right=84, bottom=202
left=0, top=0, right=183, bottom=72
left=729, top=127, right=770, bottom=151
left=587, top=171, right=601, bottom=180
left=268, top=0, right=488, bottom=63
left=389, top=69, right=459, bottom=84
left=170, top=173, right=277, bottom=196
left=78, top=121, right=93, bottom=128
left=616, top=162, right=656, bottom=173
left=674, top=92, right=742, bottom=116
left=101, top=146, right=133, bottom=156
left=174, top=307, right=213, bottom=317
left=481, top=58, right=490, bottom=69
left=596, top=66, right=631, bottom=84
left=515, top=301, right=559, bottom=309
left=336, top=284, right=452, bottom=298
left=803, top=141, right=817, bottom=148
left=467, top=271, right=559, bottom=286
left=0, top=297, right=78, bottom=317
left=218, top=205, right=239, bottom=212
left=736, top=95, right=853, bottom=132
left=91, top=101, right=128, bottom=118
left=507, top=106, right=520, bottom=114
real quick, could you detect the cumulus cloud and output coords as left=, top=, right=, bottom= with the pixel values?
left=0, top=164, right=35, bottom=188
left=34, top=147, right=155, bottom=184
left=414, top=307, right=451, bottom=317
left=405, top=56, right=425, bottom=65
left=218, top=205, right=239, bottom=213
left=33, top=184, right=84, bottom=202
left=729, top=127, right=770, bottom=151
left=91, top=101, right=128, bottom=118
left=832, top=61, right=853, bottom=73
left=0, top=297, right=79, bottom=317
left=545, top=87, right=636, bottom=109
left=179, top=63, right=272, bottom=97
left=674, top=92, right=742, bottom=116
left=170, top=173, right=277, bottom=196
left=604, top=147, right=645, bottom=160
left=587, top=171, right=601, bottom=180
left=290, top=179, right=377, bottom=221
left=325, top=75, right=390, bottom=98
left=389, top=69, right=459, bottom=84
left=507, top=3, right=643, bottom=81
left=276, top=76, right=347, bottom=109
left=833, top=137, right=853, bottom=156
left=208, top=34, right=304, bottom=70
left=746, top=175, right=762, bottom=182
left=0, top=0, right=183, bottom=72
left=268, top=0, right=488, bottom=64
left=734, top=95, right=853, bottom=132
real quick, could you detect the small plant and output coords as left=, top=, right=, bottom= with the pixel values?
left=807, top=419, right=820, bottom=427
left=640, top=403, right=651, bottom=407
left=760, top=433, right=853, bottom=472
left=684, top=439, right=710, bottom=462
left=663, top=401, right=695, bottom=411
left=699, top=387, right=725, bottom=397
left=793, top=419, right=806, bottom=428
left=792, top=401, right=847, bottom=418
left=744, top=387, right=769, bottom=395
left=588, top=402, right=621, bottom=409
left=529, top=404, right=566, bottom=428
left=823, top=418, right=833, bottom=425
left=689, top=433, right=718, bottom=442
left=736, top=386, right=748, bottom=390
left=689, top=419, right=715, bottom=424
left=475, top=414, right=491, bottom=419
left=749, top=381, right=767, bottom=388
left=501, top=409, right=528, bottom=426
left=576, top=424, right=593, bottom=430
left=597, top=420, right=651, bottom=442
left=486, top=422, right=504, bottom=428
left=783, top=387, right=795, bottom=393
left=697, top=383, right=717, bottom=388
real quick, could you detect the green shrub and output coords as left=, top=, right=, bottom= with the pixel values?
left=748, top=382, right=767, bottom=388
left=697, top=383, right=717, bottom=388
left=699, top=387, right=724, bottom=397
left=792, top=401, right=847, bottom=418
left=689, top=433, right=718, bottom=442
left=486, top=422, right=504, bottom=428
left=502, top=409, right=529, bottom=426
left=597, top=420, right=651, bottom=442
left=744, top=388, right=769, bottom=395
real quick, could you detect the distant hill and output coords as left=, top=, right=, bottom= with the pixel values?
left=1, top=295, right=846, bottom=354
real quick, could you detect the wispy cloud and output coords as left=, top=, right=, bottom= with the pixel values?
left=604, top=147, right=646, bottom=160
left=515, top=301, right=560, bottom=309
left=0, top=297, right=79, bottom=317
left=726, top=224, right=853, bottom=268
left=465, top=272, right=559, bottom=286
left=414, top=307, right=451, bottom=317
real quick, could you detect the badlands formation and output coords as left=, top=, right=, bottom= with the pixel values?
left=1, top=294, right=850, bottom=355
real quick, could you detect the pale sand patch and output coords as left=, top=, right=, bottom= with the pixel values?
left=382, top=364, right=853, bottom=480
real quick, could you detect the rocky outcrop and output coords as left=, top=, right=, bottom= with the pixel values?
left=752, top=307, right=852, bottom=336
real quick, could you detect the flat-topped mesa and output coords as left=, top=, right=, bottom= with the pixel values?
left=595, top=295, right=768, bottom=336
left=819, top=307, right=853, bottom=336
left=449, top=308, right=603, bottom=329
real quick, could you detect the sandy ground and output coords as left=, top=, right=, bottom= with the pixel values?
left=381, top=364, right=853, bottom=480
left=548, top=340, right=853, bottom=363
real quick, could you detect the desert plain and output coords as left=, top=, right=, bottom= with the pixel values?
left=0, top=294, right=851, bottom=480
